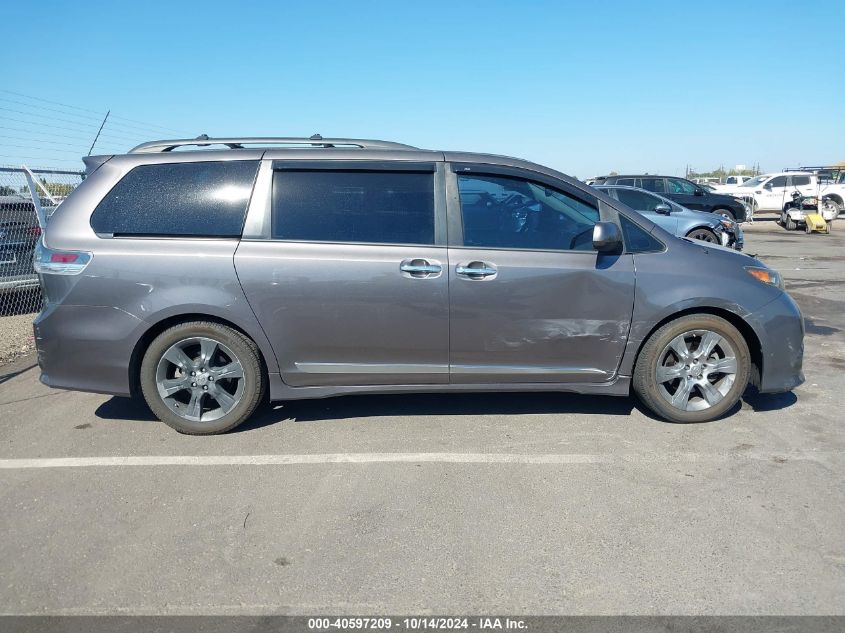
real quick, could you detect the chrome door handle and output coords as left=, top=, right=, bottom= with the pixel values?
left=400, top=259, right=442, bottom=277
left=401, top=263, right=442, bottom=274
left=456, top=263, right=497, bottom=277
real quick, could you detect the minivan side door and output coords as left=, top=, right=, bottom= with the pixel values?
left=234, top=160, right=450, bottom=387
left=446, top=163, right=635, bottom=384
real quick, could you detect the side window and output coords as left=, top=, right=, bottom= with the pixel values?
left=769, top=176, right=788, bottom=188
left=272, top=170, right=434, bottom=245
left=615, top=188, right=663, bottom=212
left=91, top=161, right=259, bottom=237
left=615, top=178, right=636, bottom=186
left=639, top=177, right=666, bottom=193
left=667, top=178, right=697, bottom=194
left=791, top=176, right=810, bottom=186
left=457, top=174, right=599, bottom=252
left=726, top=176, right=737, bottom=185
left=619, top=215, right=664, bottom=253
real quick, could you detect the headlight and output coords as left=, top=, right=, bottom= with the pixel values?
left=719, top=218, right=735, bottom=230
left=745, top=266, right=783, bottom=289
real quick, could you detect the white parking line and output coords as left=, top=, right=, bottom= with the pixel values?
left=0, top=451, right=835, bottom=469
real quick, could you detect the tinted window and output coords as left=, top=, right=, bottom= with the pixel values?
left=272, top=170, right=434, bottom=245
left=791, top=176, right=810, bottom=186
left=91, top=161, right=258, bottom=237
left=666, top=178, right=697, bottom=194
left=458, top=174, right=599, bottom=251
left=726, top=177, right=737, bottom=185
left=769, top=176, right=788, bottom=187
left=615, top=178, right=636, bottom=186
left=615, top=188, right=664, bottom=212
left=639, top=177, right=666, bottom=193
left=619, top=215, right=663, bottom=253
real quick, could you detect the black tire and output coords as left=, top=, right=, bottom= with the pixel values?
left=715, top=208, right=736, bottom=222
left=633, top=314, right=750, bottom=423
left=140, top=321, right=266, bottom=435
left=785, top=215, right=797, bottom=231
left=685, top=227, right=719, bottom=243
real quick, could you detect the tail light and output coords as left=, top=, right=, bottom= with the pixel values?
left=33, top=239, right=92, bottom=275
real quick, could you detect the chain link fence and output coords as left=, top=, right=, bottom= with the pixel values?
left=0, top=166, right=84, bottom=364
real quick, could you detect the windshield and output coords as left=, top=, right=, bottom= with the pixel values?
left=741, top=176, right=768, bottom=188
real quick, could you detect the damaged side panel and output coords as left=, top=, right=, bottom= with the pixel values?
left=447, top=249, right=636, bottom=383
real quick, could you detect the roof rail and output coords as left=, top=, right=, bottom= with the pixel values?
left=129, top=134, right=418, bottom=154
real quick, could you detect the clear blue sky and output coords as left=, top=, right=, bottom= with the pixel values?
left=2, top=0, right=844, bottom=176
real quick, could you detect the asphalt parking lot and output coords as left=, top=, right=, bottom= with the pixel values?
left=1, top=217, right=843, bottom=616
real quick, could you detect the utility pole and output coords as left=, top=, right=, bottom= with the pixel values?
left=88, top=110, right=110, bottom=156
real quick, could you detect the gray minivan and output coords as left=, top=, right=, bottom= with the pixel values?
left=33, top=136, right=804, bottom=434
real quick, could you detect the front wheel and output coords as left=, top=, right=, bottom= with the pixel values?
left=633, top=314, right=750, bottom=423
left=785, top=214, right=797, bottom=230
left=140, top=321, right=266, bottom=434
left=685, top=227, right=719, bottom=243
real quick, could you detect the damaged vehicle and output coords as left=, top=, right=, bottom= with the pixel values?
left=593, top=185, right=743, bottom=250
left=33, top=136, right=804, bottom=433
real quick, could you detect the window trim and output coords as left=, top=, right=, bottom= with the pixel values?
left=252, top=161, right=447, bottom=247
left=446, top=162, right=607, bottom=254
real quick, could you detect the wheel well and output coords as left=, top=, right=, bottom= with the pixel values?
left=128, top=313, right=269, bottom=399
left=685, top=226, right=717, bottom=237
left=825, top=193, right=843, bottom=206
left=713, top=206, right=734, bottom=216
left=631, top=307, right=763, bottom=391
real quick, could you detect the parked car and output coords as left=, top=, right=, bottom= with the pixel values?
left=0, top=195, right=42, bottom=293
left=710, top=175, right=755, bottom=192
left=34, top=136, right=804, bottom=433
left=592, top=175, right=749, bottom=222
left=593, top=185, right=743, bottom=250
left=718, top=172, right=845, bottom=217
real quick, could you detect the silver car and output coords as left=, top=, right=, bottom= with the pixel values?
left=33, top=136, right=804, bottom=434
left=594, top=185, right=743, bottom=250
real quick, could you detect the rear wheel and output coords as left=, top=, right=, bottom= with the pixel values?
left=633, top=314, right=750, bottom=423
left=685, top=227, right=719, bottom=243
left=140, top=321, right=265, bottom=434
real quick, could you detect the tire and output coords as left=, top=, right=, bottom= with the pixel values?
left=685, top=227, right=719, bottom=243
left=805, top=222, right=812, bottom=234
left=716, top=208, right=736, bottom=222
left=822, top=199, right=841, bottom=219
left=785, top=215, right=797, bottom=231
left=140, top=321, right=266, bottom=435
left=633, top=314, right=750, bottom=423
left=826, top=221, right=832, bottom=234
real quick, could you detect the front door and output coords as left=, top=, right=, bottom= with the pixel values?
left=760, top=175, right=789, bottom=211
left=235, top=162, right=449, bottom=387
left=666, top=177, right=705, bottom=211
left=446, top=165, right=635, bottom=384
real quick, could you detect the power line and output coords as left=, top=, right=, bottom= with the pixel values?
left=0, top=105, right=167, bottom=140
left=0, top=124, right=102, bottom=143
left=0, top=114, right=145, bottom=143
left=0, top=88, right=190, bottom=135
left=0, top=133, right=88, bottom=149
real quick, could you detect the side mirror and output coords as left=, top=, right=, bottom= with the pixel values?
left=654, top=203, right=672, bottom=215
left=593, top=221, right=623, bottom=252
left=694, top=188, right=705, bottom=196
left=763, top=183, right=772, bottom=191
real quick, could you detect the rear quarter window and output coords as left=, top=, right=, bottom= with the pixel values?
left=91, top=161, right=259, bottom=237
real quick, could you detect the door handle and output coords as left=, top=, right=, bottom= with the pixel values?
left=400, top=259, right=442, bottom=277
left=456, top=262, right=497, bottom=278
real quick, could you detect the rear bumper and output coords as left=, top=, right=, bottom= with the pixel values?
left=747, top=291, right=805, bottom=393
left=34, top=303, right=144, bottom=397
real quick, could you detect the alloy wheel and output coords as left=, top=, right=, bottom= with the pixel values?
left=155, top=337, right=245, bottom=423
left=655, top=329, right=738, bottom=412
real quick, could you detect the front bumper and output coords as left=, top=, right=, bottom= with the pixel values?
left=747, top=291, right=805, bottom=393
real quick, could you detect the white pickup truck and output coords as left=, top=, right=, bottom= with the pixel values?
left=719, top=172, right=845, bottom=216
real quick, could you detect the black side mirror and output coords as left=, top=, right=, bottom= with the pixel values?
left=694, top=188, right=705, bottom=196
left=593, top=221, right=623, bottom=252
left=654, top=203, right=672, bottom=214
